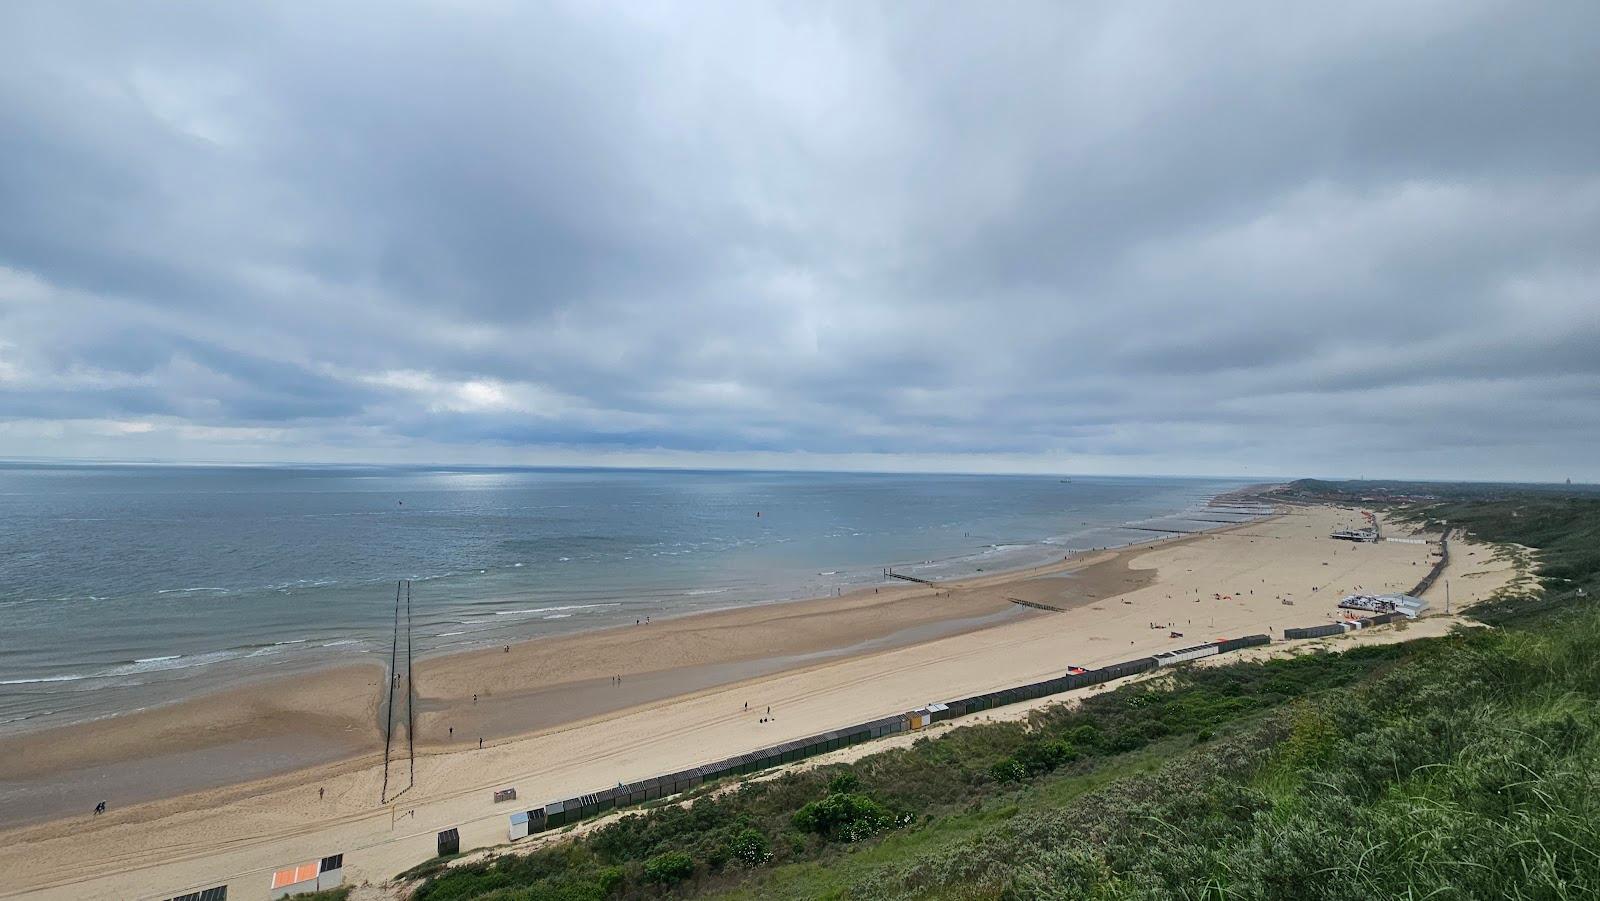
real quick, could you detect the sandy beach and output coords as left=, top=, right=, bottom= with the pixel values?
left=0, top=504, right=1521, bottom=900
left=0, top=539, right=1145, bottom=828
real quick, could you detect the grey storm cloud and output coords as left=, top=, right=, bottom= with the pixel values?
left=0, top=1, right=1597, bottom=480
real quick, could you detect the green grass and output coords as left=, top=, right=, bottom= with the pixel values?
left=711, top=741, right=1195, bottom=901
left=848, top=614, right=1600, bottom=900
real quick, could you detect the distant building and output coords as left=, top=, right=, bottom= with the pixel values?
left=1330, top=528, right=1378, bottom=542
left=1339, top=593, right=1427, bottom=618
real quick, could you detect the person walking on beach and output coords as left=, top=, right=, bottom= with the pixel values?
left=478, top=737, right=484, bottom=750
left=94, top=800, right=106, bottom=816
left=318, top=787, right=324, bottom=801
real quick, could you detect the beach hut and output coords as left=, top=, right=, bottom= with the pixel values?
left=1099, top=657, right=1158, bottom=681
left=544, top=799, right=567, bottom=828
left=1153, top=643, right=1220, bottom=667
left=665, top=767, right=699, bottom=795
left=618, top=778, right=647, bottom=805
left=1216, top=634, right=1271, bottom=652
left=163, top=886, right=228, bottom=901
left=508, top=811, right=530, bottom=841
left=317, top=855, right=343, bottom=890
left=438, top=828, right=460, bottom=857
left=1284, top=623, right=1345, bottom=639
left=907, top=708, right=931, bottom=731
left=268, top=854, right=342, bottom=899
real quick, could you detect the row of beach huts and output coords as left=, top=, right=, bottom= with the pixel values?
left=506, top=634, right=1271, bottom=839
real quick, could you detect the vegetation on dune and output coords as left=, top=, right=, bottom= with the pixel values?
left=413, top=490, right=1600, bottom=901
left=413, top=646, right=1411, bottom=900
left=1401, top=495, right=1600, bottom=626
left=852, top=615, right=1600, bottom=900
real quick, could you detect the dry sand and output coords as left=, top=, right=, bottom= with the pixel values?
left=0, top=505, right=1518, bottom=900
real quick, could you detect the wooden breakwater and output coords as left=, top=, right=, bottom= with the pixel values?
left=1007, top=596, right=1065, bottom=613
left=1409, top=530, right=1450, bottom=597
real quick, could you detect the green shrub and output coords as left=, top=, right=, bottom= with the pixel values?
left=989, top=758, right=1027, bottom=783
left=725, top=827, right=771, bottom=866
left=593, top=866, right=622, bottom=894
left=642, top=850, right=694, bottom=885
left=1280, top=702, right=1338, bottom=769
left=792, top=792, right=896, bottom=842
left=1015, top=739, right=1079, bottom=775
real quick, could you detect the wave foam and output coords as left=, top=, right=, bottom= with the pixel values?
left=492, top=603, right=619, bottom=616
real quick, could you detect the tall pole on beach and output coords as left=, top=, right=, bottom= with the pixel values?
left=406, top=580, right=414, bottom=791
left=381, top=579, right=400, bottom=803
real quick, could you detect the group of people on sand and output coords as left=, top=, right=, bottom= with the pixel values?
left=745, top=700, right=774, bottom=723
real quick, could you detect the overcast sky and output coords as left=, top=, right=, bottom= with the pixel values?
left=1, top=2, right=1596, bottom=481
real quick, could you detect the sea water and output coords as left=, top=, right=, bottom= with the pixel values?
left=0, top=464, right=1256, bottom=734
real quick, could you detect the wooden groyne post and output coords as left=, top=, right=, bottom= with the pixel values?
left=885, top=569, right=938, bottom=586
